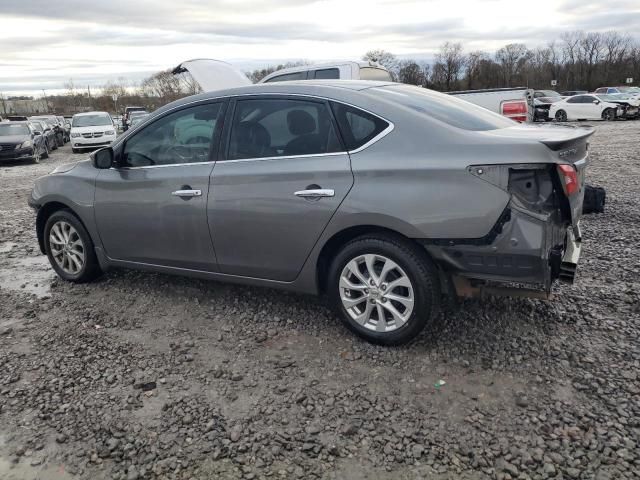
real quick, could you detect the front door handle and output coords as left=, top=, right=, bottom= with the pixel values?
left=172, top=189, right=202, bottom=197
left=294, top=189, right=335, bottom=199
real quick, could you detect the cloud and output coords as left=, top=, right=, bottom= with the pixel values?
left=1, top=0, right=639, bottom=95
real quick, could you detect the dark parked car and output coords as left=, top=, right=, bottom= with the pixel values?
left=0, top=121, right=47, bottom=164
left=533, top=90, right=563, bottom=121
left=122, top=106, right=147, bottom=131
left=30, top=116, right=64, bottom=147
left=28, top=120, right=54, bottom=157
left=30, top=79, right=591, bottom=345
left=57, top=115, right=70, bottom=143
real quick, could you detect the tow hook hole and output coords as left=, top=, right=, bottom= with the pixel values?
left=525, top=181, right=532, bottom=189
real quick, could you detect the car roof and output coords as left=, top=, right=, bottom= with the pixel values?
left=155, top=80, right=395, bottom=114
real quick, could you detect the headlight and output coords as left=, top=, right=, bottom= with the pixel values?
left=71, top=132, right=81, bottom=138
left=105, top=130, right=115, bottom=136
left=19, top=140, right=33, bottom=149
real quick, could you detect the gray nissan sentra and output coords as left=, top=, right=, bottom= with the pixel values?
left=29, top=79, right=591, bottom=345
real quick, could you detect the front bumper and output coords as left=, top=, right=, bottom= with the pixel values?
left=0, top=147, right=35, bottom=162
left=72, top=135, right=116, bottom=149
left=421, top=203, right=581, bottom=292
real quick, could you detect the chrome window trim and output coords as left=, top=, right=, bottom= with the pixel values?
left=112, top=93, right=394, bottom=160
left=222, top=151, right=348, bottom=164
left=115, top=160, right=215, bottom=170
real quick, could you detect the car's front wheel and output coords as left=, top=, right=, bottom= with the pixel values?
left=555, top=110, right=567, bottom=122
left=31, top=148, right=41, bottom=164
left=41, top=143, right=49, bottom=159
left=602, top=108, right=615, bottom=121
left=328, top=234, right=440, bottom=346
left=44, top=210, right=102, bottom=283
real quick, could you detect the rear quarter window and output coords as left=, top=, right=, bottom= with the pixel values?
left=330, top=102, right=390, bottom=150
left=375, top=84, right=516, bottom=131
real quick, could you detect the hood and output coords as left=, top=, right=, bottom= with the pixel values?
left=0, top=134, right=30, bottom=144
left=70, top=125, right=114, bottom=134
left=172, top=59, right=252, bottom=93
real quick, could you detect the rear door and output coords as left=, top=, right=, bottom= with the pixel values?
left=95, top=101, right=225, bottom=271
left=208, top=96, right=353, bottom=281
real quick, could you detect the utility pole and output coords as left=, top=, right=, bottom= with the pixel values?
left=42, top=89, right=49, bottom=112
left=0, top=92, right=7, bottom=116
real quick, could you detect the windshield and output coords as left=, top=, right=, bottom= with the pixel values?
left=72, top=114, right=112, bottom=127
left=129, top=111, right=148, bottom=117
left=376, top=84, right=516, bottom=131
left=597, top=94, right=624, bottom=102
left=618, top=86, right=640, bottom=93
left=538, top=90, right=561, bottom=97
left=0, top=124, right=30, bottom=136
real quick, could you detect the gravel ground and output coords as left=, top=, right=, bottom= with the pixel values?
left=0, top=121, right=638, bottom=480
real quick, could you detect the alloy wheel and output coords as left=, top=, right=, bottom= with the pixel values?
left=556, top=110, right=567, bottom=122
left=339, top=254, right=414, bottom=333
left=49, top=221, right=85, bottom=275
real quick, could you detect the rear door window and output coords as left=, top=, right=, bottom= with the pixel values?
left=330, top=102, right=390, bottom=151
left=313, top=68, right=340, bottom=79
left=227, top=98, right=342, bottom=160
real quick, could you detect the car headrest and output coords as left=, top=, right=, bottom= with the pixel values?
left=235, top=121, right=271, bottom=156
left=287, top=110, right=316, bottom=136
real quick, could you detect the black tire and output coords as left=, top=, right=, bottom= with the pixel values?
left=555, top=110, right=567, bottom=122
left=44, top=209, right=102, bottom=283
left=602, top=108, right=615, bottom=121
left=56, top=133, right=64, bottom=147
left=72, top=148, right=79, bottom=154
left=41, top=143, right=49, bottom=159
left=327, top=233, right=441, bottom=346
left=30, top=148, right=41, bottom=164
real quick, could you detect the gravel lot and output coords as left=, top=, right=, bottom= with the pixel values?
left=0, top=121, right=639, bottom=480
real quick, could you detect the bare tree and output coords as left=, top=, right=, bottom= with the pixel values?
left=432, top=42, right=466, bottom=90
left=495, top=43, right=529, bottom=86
left=362, top=49, right=399, bottom=75
left=397, top=61, right=427, bottom=86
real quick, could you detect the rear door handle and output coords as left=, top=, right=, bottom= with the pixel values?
left=294, top=189, right=335, bottom=198
left=171, top=189, right=202, bottom=197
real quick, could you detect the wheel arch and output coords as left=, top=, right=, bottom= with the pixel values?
left=36, top=201, right=83, bottom=254
left=316, top=225, right=428, bottom=294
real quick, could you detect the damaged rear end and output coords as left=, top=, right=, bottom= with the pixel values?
left=424, top=125, right=593, bottom=298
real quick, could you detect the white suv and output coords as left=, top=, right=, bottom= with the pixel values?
left=70, top=112, right=116, bottom=153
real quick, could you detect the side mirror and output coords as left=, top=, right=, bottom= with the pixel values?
left=594, top=100, right=600, bottom=104
left=34, top=131, right=42, bottom=136
left=91, top=147, right=114, bottom=169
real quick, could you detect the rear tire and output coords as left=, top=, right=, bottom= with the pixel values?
left=328, top=233, right=440, bottom=346
left=44, top=209, right=102, bottom=283
left=555, top=110, right=567, bottom=122
left=602, top=108, right=615, bottom=121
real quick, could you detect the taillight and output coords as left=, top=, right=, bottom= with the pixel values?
left=501, top=100, right=528, bottom=123
left=557, top=164, right=578, bottom=196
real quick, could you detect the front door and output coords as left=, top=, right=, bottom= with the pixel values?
left=208, top=96, right=353, bottom=281
left=94, top=101, right=225, bottom=271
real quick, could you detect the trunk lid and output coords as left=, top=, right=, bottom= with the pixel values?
left=172, top=59, right=252, bottom=93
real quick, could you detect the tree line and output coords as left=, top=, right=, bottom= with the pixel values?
left=37, top=29, right=640, bottom=116
left=366, top=31, right=639, bottom=92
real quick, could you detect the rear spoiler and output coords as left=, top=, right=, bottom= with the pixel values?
left=540, top=128, right=594, bottom=151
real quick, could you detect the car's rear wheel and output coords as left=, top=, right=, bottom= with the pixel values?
left=602, top=108, right=615, bottom=121
left=328, top=234, right=440, bottom=346
left=555, top=110, right=567, bottom=122
left=44, top=210, right=102, bottom=283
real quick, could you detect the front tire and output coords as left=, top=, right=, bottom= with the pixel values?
left=328, top=234, right=440, bottom=346
left=44, top=210, right=102, bottom=283
left=602, top=108, right=615, bottom=121
left=42, top=143, right=49, bottom=159
left=555, top=110, right=567, bottom=122
left=72, top=148, right=79, bottom=154
left=31, top=149, right=41, bottom=164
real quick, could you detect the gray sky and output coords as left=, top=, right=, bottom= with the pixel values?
left=1, top=0, right=639, bottom=96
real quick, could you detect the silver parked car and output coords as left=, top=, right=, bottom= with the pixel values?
left=29, top=79, right=591, bottom=345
